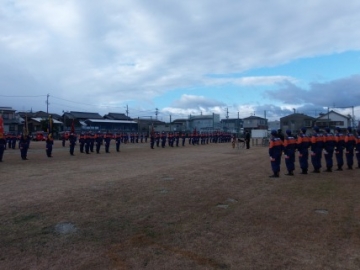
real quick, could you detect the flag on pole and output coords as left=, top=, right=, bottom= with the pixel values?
left=23, top=114, right=29, bottom=136
left=151, top=124, right=155, bottom=136
left=47, top=115, right=53, bottom=139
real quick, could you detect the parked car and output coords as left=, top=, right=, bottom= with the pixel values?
left=33, top=131, right=48, bottom=141
left=58, top=131, right=70, bottom=140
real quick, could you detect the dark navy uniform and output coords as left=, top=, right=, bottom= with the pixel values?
left=150, top=131, right=155, bottom=149
left=79, top=133, right=85, bottom=153
left=345, top=127, right=356, bottom=169
left=69, top=133, right=76, bottom=156
left=161, top=132, right=166, bottom=148
left=355, top=129, right=360, bottom=168
left=89, top=133, right=95, bottom=152
left=323, top=127, right=335, bottom=172
left=334, top=127, right=345, bottom=171
left=45, top=135, right=54, bottom=157
left=283, top=130, right=296, bottom=175
left=269, top=130, right=283, bottom=178
left=0, top=137, right=5, bottom=162
left=84, top=133, right=91, bottom=154
left=19, top=134, right=29, bottom=160
left=310, top=127, right=324, bottom=173
left=95, top=132, right=103, bottom=154
left=115, top=133, right=121, bottom=152
left=296, top=127, right=310, bottom=174
left=104, top=132, right=112, bottom=153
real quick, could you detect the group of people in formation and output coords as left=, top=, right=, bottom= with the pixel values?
left=0, top=130, right=233, bottom=162
left=268, top=126, right=360, bottom=178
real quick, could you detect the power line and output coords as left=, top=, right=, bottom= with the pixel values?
left=0, top=94, right=47, bottom=98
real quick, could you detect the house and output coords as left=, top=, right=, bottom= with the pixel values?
left=268, top=120, right=280, bottom=131
left=84, top=119, right=138, bottom=132
left=62, top=111, right=103, bottom=130
left=243, top=116, right=267, bottom=130
left=220, top=118, right=244, bottom=133
left=188, top=114, right=221, bottom=131
left=104, top=112, right=132, bottom=121
left=280, top=113, right=315, bottom=134
left=0, top=107, right=21, bottom=133
left=313, top=110, right=351, bottom=131
left=17, top=111, right=64, bottom=133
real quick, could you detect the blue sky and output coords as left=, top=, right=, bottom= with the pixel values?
left=1, top=0, right=360, bottom=122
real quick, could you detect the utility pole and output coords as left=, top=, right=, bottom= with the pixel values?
left=46, top=94, right=49, bottom=114
left=327, top=107, right=330, bottom=128
left=237, top=111, right=240, bottom=133
left=155, top=108, right=158, bottom=120
left=170, top=115, right=172, bottom=131
left=126, top=105, right=129, bottom=117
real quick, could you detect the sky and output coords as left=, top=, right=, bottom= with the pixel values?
left=1, top=0, right=360, bottom=122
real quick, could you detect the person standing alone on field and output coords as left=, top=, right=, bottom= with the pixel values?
left=245, top=131, right=250, bottom=149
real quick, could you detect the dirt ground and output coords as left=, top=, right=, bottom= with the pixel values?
left=1, top=139, right=360, bottom=270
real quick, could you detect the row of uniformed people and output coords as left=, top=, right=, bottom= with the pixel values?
left=269, top=126, right=360, bottom=177
left=149, top=131, right=232, bottom=149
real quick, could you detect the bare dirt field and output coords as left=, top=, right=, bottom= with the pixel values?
left=1, top=140, right=360, bottom=270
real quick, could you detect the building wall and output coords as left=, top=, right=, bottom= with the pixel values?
left=315, top=112, right=350, bottom=129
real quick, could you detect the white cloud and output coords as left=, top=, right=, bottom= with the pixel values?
left=1, top=0, right=360, bottom=116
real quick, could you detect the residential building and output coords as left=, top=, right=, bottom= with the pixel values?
left=313, top=110, right=351, bottom=130
left=104, top=112, right=132, bottom=121
left=0, top=107, right=20, bottom=133
left=221, top=118, right=244, bottom=133
left=243, top=116, right=268, bottom=130
left=188, top=114, right=221, bottom=131
left=280, top=113, right=315, bottom=134
left=268, top=120, right=280, bottom=131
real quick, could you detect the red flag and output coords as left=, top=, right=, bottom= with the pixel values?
left=0, top=113, right=4, bottom=139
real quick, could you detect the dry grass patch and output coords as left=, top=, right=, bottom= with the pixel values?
left=1, top=141, right=360, bottom=269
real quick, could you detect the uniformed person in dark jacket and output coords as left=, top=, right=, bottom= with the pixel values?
left=79, top=133, right=85, bottom=153
left=269, top=130, right=283, bottom=178
left=323, top=127, right=335, bottom=172
left=334, top=127, right=345, bottom=171
left=95, top=132, right=103, bottom=154
left=115, top=133, right=121, bottom=152
left=283, top=130, right=296, bottom=175
left=355, top=129, right=360, bottom=168
left=161, top=132, right=166, bottom=148
left=0, top=135, right=5, bottom=162
left=45, top=134, right=54, bottom=157
left=89, top=132, right=95, bottom=152
left=245, top=131, right=250, bottom=149
left=296, top=127, right=310, bottom=174
left=69, top=132, right=76, bottom=156
left=150, top=131, right=155, bottom=149
left=310, top=126, right=324, bottom=173
left=104, top=132, right=112, bottom=153
left=345, top=127, right=356, bottom=170
left=84, top=132, right=91, bottom=154
left=19, top=133, right=30, bottom=160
